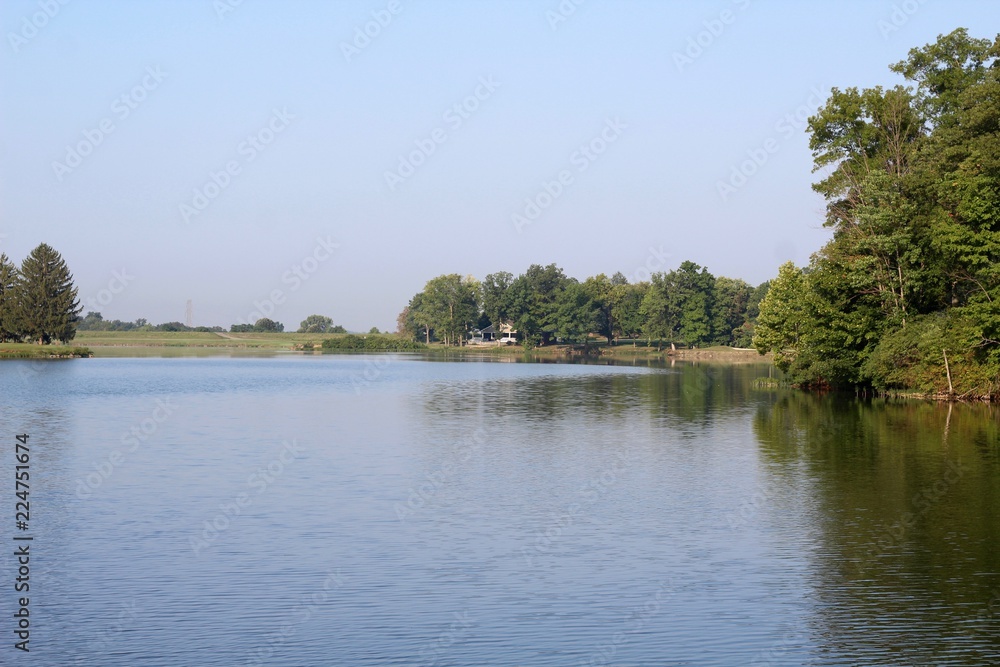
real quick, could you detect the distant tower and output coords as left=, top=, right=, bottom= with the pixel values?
left=185, top=300, right=193, bottom=328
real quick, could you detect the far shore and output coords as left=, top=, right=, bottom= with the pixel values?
left=8, top=334, right=986, bottom=401
left=32, top=331, right=774, bottom=363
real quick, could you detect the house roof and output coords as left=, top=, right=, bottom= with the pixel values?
left=482, top=322, right=516, bottom=335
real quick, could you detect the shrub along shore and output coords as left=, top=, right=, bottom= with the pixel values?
left=0, top=344, right=91, bottom=359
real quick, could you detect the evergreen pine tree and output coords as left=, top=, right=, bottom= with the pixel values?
left=0, top=253, right=20, bottom=342
left=15, top=243, right=81, bottom=344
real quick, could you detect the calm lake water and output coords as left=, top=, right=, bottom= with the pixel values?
left=1, top=355, right=998, bottom=666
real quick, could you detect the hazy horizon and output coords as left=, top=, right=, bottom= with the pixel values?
left=3, top=0, right=998, bottom=331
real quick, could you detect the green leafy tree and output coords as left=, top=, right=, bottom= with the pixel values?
left=253, top=318, right=284, bottom=332
left=417, top=274, right=480, bottom=346
left=505, top=277, right=538, bottom=345
left=156, top=321, right=191, bottom=332
left=403, top=293, right=435, bottom=343
left=753, top=262, right=808, bottom=373
left=712, top=277, right=753, bottom=346
left=481, top=271, right=514, bottom=328
left=640, top=272, right=678, bottom=350
left=14, top=243, right=81, bottom=344
left=674, top=261, right=716, bottom=347
left=298, top=314, right=334, bottom=333
left=747, top=281, right=770, bottom=320
left=549, top=280, right=598, bottom=345
left=396, top=304, right=417, bottom=339
left=611, top=281, right=646, bottom=341
left=724, top=280, right=771, bottom=349
left=907, top=32, right=1000, bottom=320
left=808, top=85, right=927, bottom=329
left=889, top=28, right=1000, bottom=124
left=582, top=273, right=615, bottom=345
left=77, top=311, right=106, bottom=331
left=508, top=264, right=568, bottom=345
left=642, top=261, right=715, bottom=348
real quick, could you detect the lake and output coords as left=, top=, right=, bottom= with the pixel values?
left=1, top=355, right=998, bottom=665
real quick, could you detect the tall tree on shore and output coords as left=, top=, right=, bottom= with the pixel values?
left=15, top=243, right=82, bottom=344
left=611, top=280, right=646, bottom=341
left=674, top=261, right=716, bottom=347
left=641, top=261, right=716, bottom=348
left=508, top=264, right=568, bottom=345
left=582, top=273, right=616, bottom=345
left=639, top=272, right=679, bottom=350
left=549, top=280, right=598, bottom=346
left=808, top=85, right=927, bottom=330
left=0, top=253, right=19, bottom=342
left=406, top=292, right=435, bottom=344
left=481, top=271, right=514, bottom=328
left=754, top=262, right=809, bottom=373
left=712, top=277, right=754, bottom=346
left=418, top=274, right=480, bottom=346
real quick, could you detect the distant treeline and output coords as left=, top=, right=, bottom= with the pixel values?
left=398, top=263, right=770, bottom=349
left=79, top=312, right=360, bottom=335
left=78, top=312, right=226, bottom=333
left=753, top=29, right=1000, bottom=398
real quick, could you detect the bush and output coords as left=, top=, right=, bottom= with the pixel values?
left=321, top=335, right=425, bottom=352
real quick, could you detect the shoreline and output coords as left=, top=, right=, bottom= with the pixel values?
left=5, top=333, right=993, bottom=401
left=60, top=331, right=775, bottom=363
left=0, top=344, right=93, bottom=359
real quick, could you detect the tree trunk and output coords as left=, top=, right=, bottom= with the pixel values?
left=943, top=349, right=954, bottom=395
left=896, top=257, right=907, bottom=327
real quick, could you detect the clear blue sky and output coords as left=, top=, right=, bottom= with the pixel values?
left=2, top=0, right=997, bottom=331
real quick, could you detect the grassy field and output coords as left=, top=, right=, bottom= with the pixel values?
left=0, top=343, right=92, bottom=358
left=74, top=331, right=325, bottom=349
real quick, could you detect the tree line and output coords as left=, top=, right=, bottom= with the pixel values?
left=397, top=263, right=770, bottom=349
left=0, top=244, right=81, bottom=344
left=753, top=29, right=1000, bottom=397
left=79, top=313, right=359, bottom=335
left=78, top=312, right=224, bottom=333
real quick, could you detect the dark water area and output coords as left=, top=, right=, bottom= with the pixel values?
left=0, top=355, right=997, bottom=665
